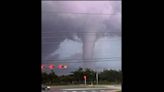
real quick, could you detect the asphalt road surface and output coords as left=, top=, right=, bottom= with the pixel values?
left=42, top=88, right=120, bottom=92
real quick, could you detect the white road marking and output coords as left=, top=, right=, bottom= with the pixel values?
left=81, top=91, right=87, bottom=92
left=100, top=90, right=105, bottom=92
left=62, top=88, right=109, bottom=90
left=72, top=91, right=77, bottom=92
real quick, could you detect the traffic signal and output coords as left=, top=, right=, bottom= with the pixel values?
left=63, top=65, right=68, bottom=69
left=49, top=64, right=55, bottom=69
left=58, top=64, right=63, bottom=69
left=41, top=64, right=45, bottom=69
left=84, top=75, right=87, bottom=80
left=58, top=64, right=68, bottom=69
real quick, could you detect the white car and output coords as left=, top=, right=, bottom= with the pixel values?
left=42, top=85, right=50, bottom=91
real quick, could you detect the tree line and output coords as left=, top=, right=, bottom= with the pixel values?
left=42, top=68, right=122, bottom=85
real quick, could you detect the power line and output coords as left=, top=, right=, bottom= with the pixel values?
left=43, top=57, right=120, bottom=61
left=42, top=35, right=120, bottom=38
left=42, top=36, right=120, bottom=39
left=42, top=57, right=121, bottom=63
left=42, top=34, right=120, bottom=36
left=42, top=31, right=121, bottom=33
left=42, top=34, right=121, bottom=38
left=43, top=11, right=121, bottom=15
left=42, top=40, right=119, bottom=43
left=42, top=60, right=121, bottom=64
left=41, top=67, right=121, bottom=71
left=42, top=0, right=121, bottom=1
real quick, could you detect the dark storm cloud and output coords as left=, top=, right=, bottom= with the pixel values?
left=42, top=1, right=121, bottom=56
left=42, top=1, right=121, bottom=42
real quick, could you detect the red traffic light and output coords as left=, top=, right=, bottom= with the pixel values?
left=58, top=64, right=63, bottom=69
left=49, top=64, right=55, bottom=69
left=41, top=64, right=45, bottom=69
left=58, top=64, right=67, bottom=69
left=84, top=75, right=87, bottom=79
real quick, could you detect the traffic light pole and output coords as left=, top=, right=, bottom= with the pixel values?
left=84, top=75, right=87, bottom=86
left=85, top=78, right=86, bottom=86
left=96, top=71, right=98, bottom=85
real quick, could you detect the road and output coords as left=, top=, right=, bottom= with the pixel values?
left=42, top=85, right=121, bottom=92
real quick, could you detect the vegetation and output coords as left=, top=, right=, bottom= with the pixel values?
left=42, top=68, right=122, bottom=85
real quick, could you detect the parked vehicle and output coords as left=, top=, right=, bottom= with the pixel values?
left=42, top=85, right=50, bottom=91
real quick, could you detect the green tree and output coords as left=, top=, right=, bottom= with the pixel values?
left=48, top=70, right=58, bottom=85
left=71, top=67, right=84, bottom=84
left=99, top=69, right=122, bottom=84
left=42, top=72, right=49, bottom=84
left=83, top=68, right=96, bottom=84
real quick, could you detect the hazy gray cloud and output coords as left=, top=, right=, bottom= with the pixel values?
left=51, top=39, right=82, bottom=59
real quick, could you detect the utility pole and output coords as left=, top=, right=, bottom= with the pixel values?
left=84, top=75, right=87, bottom=86
left=96, top=71, right=99, bottom=85
left=85, top=78, right=86, bottom=86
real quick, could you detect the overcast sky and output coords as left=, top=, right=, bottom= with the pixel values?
left=42, top=1, right=121, bottom=75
